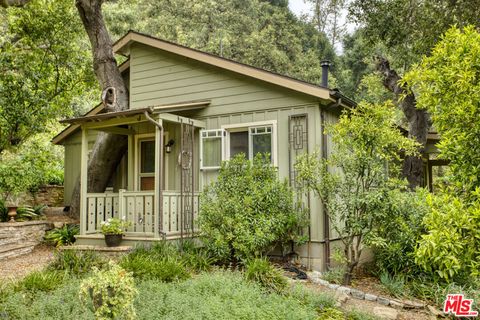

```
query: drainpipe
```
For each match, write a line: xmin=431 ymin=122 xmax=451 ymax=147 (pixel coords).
xmin=144 ymin=111 xmax=164 ymax=237
xmin=321 ymin=97 xmax=341 ymax=271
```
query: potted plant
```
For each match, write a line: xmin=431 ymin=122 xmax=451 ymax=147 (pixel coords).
xmin=100 ymin=217 xmax=131 ymax=247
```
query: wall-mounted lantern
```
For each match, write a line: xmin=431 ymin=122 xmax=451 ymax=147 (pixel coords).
xmin=165 ymin=139 xmax=175 ymax=153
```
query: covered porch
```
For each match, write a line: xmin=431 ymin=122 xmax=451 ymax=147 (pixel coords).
xmin=61 ymin=102 xmax=207 ymax=242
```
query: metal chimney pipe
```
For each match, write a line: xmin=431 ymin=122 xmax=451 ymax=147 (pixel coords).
xmin=321 ymin=60 xmax=330 ymax=87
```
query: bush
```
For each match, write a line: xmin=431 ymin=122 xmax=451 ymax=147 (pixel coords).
xmin=199 ymin=153 xmax=307 ymax=263
xmin=79 ymin=262 xmax=137 ymax=320
xmin=321 ymin=267 xmax=345 ymax=284
xmin=16 ymin=270 xmax=66 ymax=292
xmin=379 ymin=272 xmax=407 ymax=298
xmin=415 ymin=190 xmax=480 ymax=282
xmin=120 ymin=249 xmax=189 ymax=282
xmin=243 ymin=257 xmax=287 ymax=294
xmin=48 ymin=250 xmax=107 ymax=274
xmin=289 ymin=284 xmax=336 ymax=312
xmin=368 ymin=189 xmax=429 ymax=276
xmin=318 ymin=308 xmax=344 ymax=320
xmin=45 ymin=224 xmax=79 ymax=247
xmin=134 ymin=271 xmax=319 ymax=320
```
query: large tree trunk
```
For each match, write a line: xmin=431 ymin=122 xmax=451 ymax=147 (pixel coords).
xmin=375 ymin=57 xmax=430 ymax=189
xmin=69 ymin=0 xmax=129 ymax=218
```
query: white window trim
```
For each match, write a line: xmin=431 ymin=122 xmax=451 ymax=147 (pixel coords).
xmin=222 ymin=120 xmax=278 ymax=166
xmin=200 ymin=129 xmax=226 ymax=170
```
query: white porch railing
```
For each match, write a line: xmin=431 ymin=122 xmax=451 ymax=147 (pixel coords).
xmin=84 ymin=190 xmax=200 ymax=237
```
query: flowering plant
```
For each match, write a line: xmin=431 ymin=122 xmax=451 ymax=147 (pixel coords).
xmin=100 ymin=217 xmax=131 ymax=235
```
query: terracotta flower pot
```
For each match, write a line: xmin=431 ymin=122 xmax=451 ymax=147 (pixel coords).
xmin=104 ymin=234 xmax=123 ymax=247
xmin=7 ymin=206 xmax=17 ymax=222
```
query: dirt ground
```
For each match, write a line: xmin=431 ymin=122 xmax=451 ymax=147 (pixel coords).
xmin=303 ymin=282 xmax=436 ymax=320
xmin=0 ymin=245 xmax=55 ymax=283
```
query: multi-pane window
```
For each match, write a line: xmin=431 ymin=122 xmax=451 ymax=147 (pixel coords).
xmin=139 ymin=139 xmax=155 ymax=190
xmin=200 ymin=122 xmax=276 ymax=170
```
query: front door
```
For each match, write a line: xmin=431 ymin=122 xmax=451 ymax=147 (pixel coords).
xmin=137 ymin=133 xmax=168 ymax=191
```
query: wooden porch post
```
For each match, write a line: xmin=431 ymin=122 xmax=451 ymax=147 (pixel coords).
xmin=154 ymin=116 xmax=164 ymax=238
xmin=127 ymin=134 xmax=134 ymax=191
xmin=80 ymin=126 xmax=88 ymax=235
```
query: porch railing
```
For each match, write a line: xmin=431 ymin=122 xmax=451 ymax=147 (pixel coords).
xmin=84 ymin=190 xmax=200 ymax=236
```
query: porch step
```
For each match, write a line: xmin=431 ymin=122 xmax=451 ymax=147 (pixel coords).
xmin=0 ymin=242 xmax=36 ymax=261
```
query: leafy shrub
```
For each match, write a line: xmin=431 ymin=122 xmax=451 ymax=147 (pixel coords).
xmin=45 ymin=224 xmax=79 ymax=247
xmin=0 ymin=198 xmax=7 ymax=222
xmin=16 ymin=206 xmax=45 ymax=221
xmin=49 ymin=249 xmax=107 ymax=274
xmin=321 ymin=266 xmax=345 ymax=284
xmin=244 ymin=257 xmax=287 ymax=294
xmin=347 ymin=309 xmax=380 ymax=320
xmin=79 ymin=262 xmax=137 ymax=320
xmin=134 ymin=271 xmax=319 ymax=320
xmin=379 ymin=272 xmax=407 ymax=298
xmin=182 ymin=250 xmax=216 ymax=272
xmin=368 ymin=189 xmax=428 ymax=276
xmin=289 ymin=284 xmax=336 ymax=312
xmin=16 ymin=270 xmax=66 ymax=292
xmin=120 ymin=250 xmax=189 ymax=282
xmin=318 ymin=307 xmax=344 ymax=320
xmin=415 ymin=190 xmax=480 ymax=281
xmin=199 ymin=153 xmax=307 ymax=263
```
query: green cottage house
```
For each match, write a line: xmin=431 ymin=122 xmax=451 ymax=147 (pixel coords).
xmin=53 ymin=31 xmax=438 ymax=271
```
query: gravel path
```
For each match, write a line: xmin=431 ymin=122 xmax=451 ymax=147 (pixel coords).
xmin=0 ymin=245 xmax=55 ymax=283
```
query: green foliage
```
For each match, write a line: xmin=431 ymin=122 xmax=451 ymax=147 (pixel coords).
xmin=16 ymin=270 xmax=66 ymax=293
xmin=289 ymin=284 xmax=336 ymax=312
xmin=379 ymin=272 xmax=406 ymax=298
xmin=104 ymin=0 xmax=337 ymax=86
xmin=415 ymin=190 xmax=480 ymax=282
xmin=347 ymin=310 xmax=380 ymax=320
xmin=134 ymin=271 xmax=319 ymax=320
xmin=199 ymin=153 xmax=307 ymax=263
xmin=45 ymin=224 xmax=79 ymax=247
xmin=296 ymin=101 xmax=419 ymax=283
xmin=100 ymin=217 xmax=131 ymax=235
xmin=368 ymin=189 xmax=428 ymax=276
xmin=79 ymin=262 xmax=137 ymax=320
xmin=48 ymin=250 xmax=107 ymax=275
xmin=0 ymin=132 xmax=64 ymax=198
xmin=243 ymin=257 xmax=287 ymax=294
xmin=15 ymin=205 xmax=44 ymax=221
xmin=120 ymin=246 xmax=190 ymax=282
xmin=318 ymin=307 xmax=344 ymax=320
xmin=321 ymin=266 xmax=345 ymax=284
xmin=0 ymin=198 xmax=6 ymax=222
xmin=404 ymin=26 xmax=480 ymax=193
xmin=0 ymin=0 xmax=97 ymax=153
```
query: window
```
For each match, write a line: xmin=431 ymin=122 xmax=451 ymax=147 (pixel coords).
xmin=200 ymin=121 xmax=277 ymax=170
xmin=200 ymin=129 xmax=226 ymax=170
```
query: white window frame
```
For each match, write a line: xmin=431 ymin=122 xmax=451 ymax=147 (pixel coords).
xmin=199 ymin=129 xmax=226 ymax=170
xmin=222 ymin=120 xmax=278 ymax=166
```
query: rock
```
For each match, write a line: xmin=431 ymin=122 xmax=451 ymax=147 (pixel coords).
xmin=427 ymin=305 xmax=445 ymax=317
xmin=402 ymin=299 xmax=426 ymax=309
xmin=308 ymin=271 xmax=322 ymax=279
xmin=377 ymin=297 xmax=390 ymax=306
xmin=317 ymin=279 xmax=329 ymax=286
xmin=373 ymin=306 xmax=399 ymax=320
xmin=53 ymin=222 xmax=64 ymax=229
xmin=389 ymin=299 xmax=405 ymax=309
xmin=365 ymin=293 xmax=378 ymax=301
xmin=337 ymin=286 xmax=351 ymax=295
xmin=334 ymin=291 xmax=350 ymax=304
xmin=327 ymin=283 xmax=340 ymax=290
xmin=350 ymin=288 xmax=365 ymax=300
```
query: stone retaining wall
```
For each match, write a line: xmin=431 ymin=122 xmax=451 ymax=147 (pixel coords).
xmin=18 ymin=186 xmax=64 ymax=207
xmin=0 ymin=221 xmax=53 ymax=244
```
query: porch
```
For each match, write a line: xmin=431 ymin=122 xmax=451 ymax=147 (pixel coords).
xmin=61 ymin=101 xmax=209 ymax=243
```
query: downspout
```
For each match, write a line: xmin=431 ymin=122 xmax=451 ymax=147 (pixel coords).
xmin=322 ymin=97 xmax=341 ymax=271
xmin=144 ymin=111 xmax=166 ymax=239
